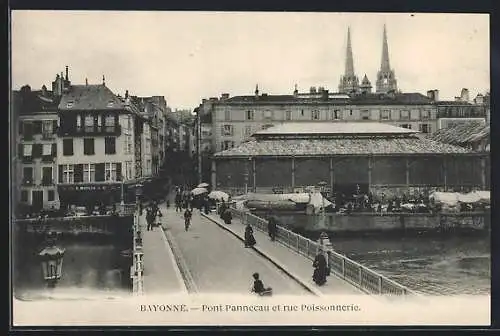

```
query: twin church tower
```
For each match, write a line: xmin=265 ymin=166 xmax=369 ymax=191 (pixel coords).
xmin=338 ymin=24 xmax=398 ymax=95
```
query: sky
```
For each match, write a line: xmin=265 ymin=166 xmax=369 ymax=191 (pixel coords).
xmin=11 ymin=11 xmax=489 ymax=110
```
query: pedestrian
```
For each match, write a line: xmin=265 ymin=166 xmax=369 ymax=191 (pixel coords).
xmin=222 ymin=208 xmax=232 ymax=224
xmin=155 ymin=207 xmax=163 ymax=229
xmin=146 ymin=208 xmax=154 ymax=231
xmin=250 ymin=272 xmax=272 ymax=296
xmin=184 ymin=208 xmax=192 ymax=231
xmin=175 ymin=193 xmax=182 ymax=212
xmin=267 ymin=212 xmax=277 ymax=241
xmin=312 ymin=249 xmax=328 ymax=286
xmin=244 ymin=224 xmax=256 ymax=248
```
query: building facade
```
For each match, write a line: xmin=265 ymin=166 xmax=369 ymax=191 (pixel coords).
xmin=13 ymin=84 xmax=61 ymax=212
xmin=56 ymin=77 xmax=153 ymax=209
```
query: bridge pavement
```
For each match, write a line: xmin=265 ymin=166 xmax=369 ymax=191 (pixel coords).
xmin=201 ymin=212 xmax=361 ymax=296
xmin=157 ymin=204 xmax=311 ymax=295
xmin=139 ymin=212 xmax=186 ymax=294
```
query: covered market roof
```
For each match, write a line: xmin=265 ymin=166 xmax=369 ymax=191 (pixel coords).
xmin=214 ymin=137 xmax=474 ymax=158
xmin=253 ymin=122 xmax=417 ymax=138
xmin=427 ymin=122 xmax=490 ymax=146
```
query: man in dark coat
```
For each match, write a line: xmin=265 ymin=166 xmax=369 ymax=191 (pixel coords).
xmin=267 ymin=214 xmax=278 ymax=241
xmin=222 ymin=209 xmax=232 ymax=224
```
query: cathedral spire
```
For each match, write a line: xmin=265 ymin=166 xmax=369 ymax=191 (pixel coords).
xmin=338 ymin=27 xmax=360 ymax=95
xmin=376 ymin=24 xmax=398 ymax=94
xmin=345 ymin=26 xmax=355 ymax=76
xmin=381 ymin=24 xmax=391 ymax=72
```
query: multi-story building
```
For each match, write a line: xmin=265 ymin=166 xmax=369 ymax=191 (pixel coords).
xmin=427 ymin=88 xmax=489 ymax=129
xmin=196 ymin=25 xmax=442 ymax=154
xmin=13 ymin=83 xmax=61 ymax=213
xmin=56 ymin=75 xmax=153 ymax=209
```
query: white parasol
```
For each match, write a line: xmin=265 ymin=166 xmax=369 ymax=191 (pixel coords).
xmin=208 ymin=190 xmax=230 ymax=202
xmin=191 ymin=187 xmax=208 ymax=196
xmin=197 ymin=183 xmax=210 ymax=188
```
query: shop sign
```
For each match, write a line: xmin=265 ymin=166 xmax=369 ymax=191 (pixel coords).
xmin=58 ymin=184 xmax=120 ymax=192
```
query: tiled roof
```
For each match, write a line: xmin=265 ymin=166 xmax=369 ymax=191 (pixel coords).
xmin=214 ymin=137 xmax=472 ymax=158
xmin=428 ymin=122 xmax=490 ymax=145
xmin=13 ymin=88 xmax=59 ymax=115
xmin=59 ymin=84 xmax=125 ymax=110
xmin=436 ymin=100 xmax=473 ymax=106
xmin=253 ymin=122 xmax=417 ymax=137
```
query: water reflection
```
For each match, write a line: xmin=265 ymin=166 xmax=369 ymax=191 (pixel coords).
xmin=15 ymin=241 xmax=131 ymax=300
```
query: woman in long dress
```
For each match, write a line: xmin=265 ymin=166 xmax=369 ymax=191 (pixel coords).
xmin=312 ymin=251 xmax=327 ymax=286
xmin=244 ymin=224 xmax=256 ymax=248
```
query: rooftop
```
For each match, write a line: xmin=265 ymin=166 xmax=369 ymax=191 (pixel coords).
xmin=428 ymin=122 xmax=490 ymax=146
xmin=253 ymin=122 xmax=418 ymax=138
xmin=59 ymin=84 xmax=126 ymax=111
xmin=214 ymin=137 xmax=473 ymax=158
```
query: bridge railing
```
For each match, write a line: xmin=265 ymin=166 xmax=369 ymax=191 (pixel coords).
xmin=230 ymin=208 xmax=416 ymax=296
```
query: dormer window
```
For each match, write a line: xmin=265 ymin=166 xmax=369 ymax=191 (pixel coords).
xmin=66 ymin=101 xmax=74 ymax=108
xmin=107 ymin=101 xmax=114 ymax=107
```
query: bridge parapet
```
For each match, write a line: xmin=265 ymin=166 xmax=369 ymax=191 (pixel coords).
xmin=230 ymin=208 xmax=416 ymax=296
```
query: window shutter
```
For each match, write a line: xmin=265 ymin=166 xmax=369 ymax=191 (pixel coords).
xmin=52 ymin=120 xmax=58 ymax=133
xmin=95 ymin=163 xmax=105 ymax=182
xmin=33 ymin=121 xmax=42 ymax=134
xmin=51 ymin=143 xmax=57 ymax=156
xmin=33 ymin=144 xmax=43 ymax=158
xmin=74 ymin=164 xmax=83 ymax=183
xmin=58 ymin=165 xmax=63 ymax=183
xmin=116 ymin=163 xmax=122 ymax=181
xmin=18 ymin=144 xmax=23 ymax=158
xmin=18 ymin=121 xmax=23 ymax=135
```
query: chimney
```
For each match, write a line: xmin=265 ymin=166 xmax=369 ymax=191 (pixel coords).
xmin=293 ymin=84 xmax=298 ymax=97
xmin=65 ymin=66 xmax=69 ymax=81
xmin=85 ymin=78 xmax=88 ymax=86
xmin=221 ymin=93 xmax=229 ymax=100
xmin=475 ymin=94 xmax=484 ymax=105
xmin=102 ymin=75 xmax=106 ymax=86
xmin=461 ymin=88 xmax=469 ymax=102
xmin=321 ymin=89 xmax=329 ymax=100
xmin=433 ymin=89 xmax=439 ymax=101
xmin=255 ymin=84 xmax=259 ymax=98
xmin=125 ymin=90 xmax=129 ymax=99
xmin=41 ymin=85 xmax=47 ymax=96
xmin=426 ymin=90 xmax=434 ymax=100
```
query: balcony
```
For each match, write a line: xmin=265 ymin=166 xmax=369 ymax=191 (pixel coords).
xmin=41 ymin=179 xmax=54 ymax=186
xmin=57 ymin=125 xmax=122 ymax=137
xmin=22 ymin=179 xmax=33 ymax=186
xmin=41 ymin=155 xmax=56 ymax=163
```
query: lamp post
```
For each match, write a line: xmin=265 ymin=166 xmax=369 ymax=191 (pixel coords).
xmin=38 ymin=233 xmax=65 ymax=289
xmin=317 ymin=181 xmax=328 ymax=228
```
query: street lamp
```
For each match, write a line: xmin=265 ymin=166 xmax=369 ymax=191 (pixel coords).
xmin=317 ymin=181 xmax=328 ymax=228
xmin=38 ymin=234 xmax=65 ymax=288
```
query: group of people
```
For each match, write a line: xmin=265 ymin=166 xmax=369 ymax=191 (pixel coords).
xmin=142 ymin=201 xmax=163 ymax=231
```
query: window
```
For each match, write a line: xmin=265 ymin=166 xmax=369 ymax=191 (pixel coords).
xmin=33 ymin=121 xmax=42 ymax=134
xmin=400 ymin=124 xmax=412 ymax=129
xmin=83 ymin=163 xmax=96 ymax=182
xmin=400 ymin=110 xmax=409 ymax=120
xmin=334 ymin=110 xmax=340 ymax=120
xmin=124 ymin=135 xmax=132 ymax=154
xmin=419 ymin=124 xmax=430 ymax=134
xmin=381 ymin=110 xmax=390 ymax=120
xmin=84 ymin=115 xmax=94 ymax=132
xmin=246 ymin=110 xmax=254 ymax=120
xmin=21 ymin=190 xmax=28 ymax=202
xmin=62 ymin=164 xmax=74 ymax=183
xmin=105 ymin=115 xmax=115 ymax=132
xmin=222 ymin=141 xmax=234 ymax=150
xmin=361 ymin=110 xmax=370 ymax=120
xmin=66 ymin=101 xmax=74 ymax=108
xmin=23 ymin=144 xmax=32 ymax=157
xmin=105 ymin=163 xmax=117 ymax=181
xmin=222 ymin=125 xmax=233 ymax=136
xmin=42 ymin=144 xmax=52 ymax=156
xmin=63 ymin=139 xmax=73 ymax=156
xmin=245 ymin=126 xmax=252 ymax=136
xmin=107 ymin=100 xmax=114 ymax=108
xmin=42 ymin=167 xmax=53 ymax=185
xmin=264 ymin=110 xmax=273 ymax=120
xmin=421 ymin=110 xmax=430 ymax=119
xmin=23 ymin=167 xmax=33 ymax=185
xmin=311 ymin=110 xmax=320 ymax=120
xmin=32 ymin=144 xmax=42 ymax=158
xmin=83 ymin=138 xmax=95 ymax=155
xmin=125 ymin=161 xmax=133 ymax=180
xmin=105 ymin=137 xmax=116 ymax=154
xmin=48 ymin=190 xmax=55 ymax=201
xmin=127 ymin=115 xmax=132 ymax=131
xmin=76 ymin=115 xmax=82 ymax=128
xmin=301 ymin=110 xmax=304 ymax=116
xmin=224 ymin=110 xmax=231 ymax=121
xmin=42 ymin=120 xmax=53 ymax=137
xmin=285 ymin=111 xmax=292 ymax=120
xmin=410 ymin=109 xmax=420 ymax=120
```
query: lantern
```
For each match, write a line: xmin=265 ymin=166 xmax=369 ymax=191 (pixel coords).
xmin=38 ymin=243 xmax=65 ymax=288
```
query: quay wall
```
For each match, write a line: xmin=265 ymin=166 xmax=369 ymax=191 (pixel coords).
xmin=252 ymin=211 xmax=490 ymax=233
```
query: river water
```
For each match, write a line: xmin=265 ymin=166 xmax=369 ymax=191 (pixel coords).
xmin=14 ymin=238 xmax=131 ymax=300
xmin=294 ymin=228 xmax=490 ymax=295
